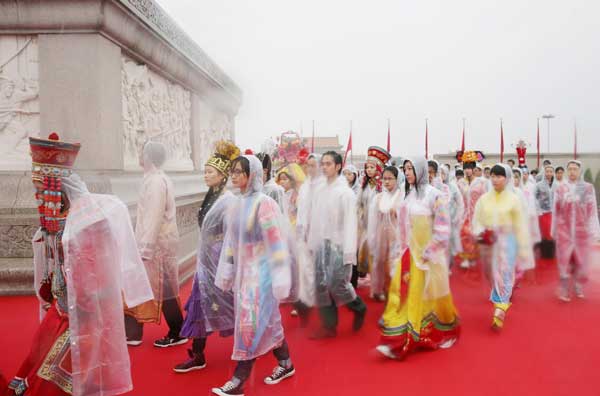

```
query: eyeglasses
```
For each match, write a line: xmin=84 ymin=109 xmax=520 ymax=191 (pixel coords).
xmin=231 ymin=169 xmax=245 ymax=176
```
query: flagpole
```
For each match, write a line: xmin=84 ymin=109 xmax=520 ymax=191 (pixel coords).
xmin=387 ymin=118 xmax=391 ymax=153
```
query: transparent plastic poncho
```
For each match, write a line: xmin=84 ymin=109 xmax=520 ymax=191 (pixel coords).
xmin=472 ymin=164 xmax=532 ymax=303
xmin=215 ymin=155 xmax=293 ymax=360
xmin=397 ymin=158 xmax=451 ymax=300
xmin=551 ymin=161 xmax=600 ymax=280
xmin=61 ymin=174 xmax=153 ymax=396
xmin=367 ymin=184 xmax=404 ymax=297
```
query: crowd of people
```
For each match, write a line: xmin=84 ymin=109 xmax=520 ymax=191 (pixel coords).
xmin=5 ymin=133 xmax=600 ymax=396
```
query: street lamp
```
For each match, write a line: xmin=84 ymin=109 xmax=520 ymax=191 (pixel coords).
xmin=541 ymin=114 xmax=555 ymax=153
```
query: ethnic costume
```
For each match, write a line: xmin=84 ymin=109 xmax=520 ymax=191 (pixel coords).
xmin=552 ymin=161 xmax=600 ymax=301
xmin=456 ymin=151 xmax=489 ymax=268
xmin=535 ymin=165 xmax=556 ymax=256
xmin=213 ymin=155 xmax=295 ymax=395
xmin=175 ymin=141 xmax=239 ymax=373
xmin=357 ymin=146 xmax=391 ymax=299
xmin=367 ymin=182 xmax=404 ymax=302
xmin=472 ymin=164 xmax=532 ymax=330
xmin=9 ymin=134 xmax=152 ymax=396
xmin=440 ymin=164 xmax=465 ymax=264
xmin=377 ymin=158 xmax=459 ymax=361
xmin=125 ymin=141 xmax=184 ymax=347
xmin=307 ymin=171 xmax=367 ymax=338
xmin=512 ymin=167 xmax=540 ymax=274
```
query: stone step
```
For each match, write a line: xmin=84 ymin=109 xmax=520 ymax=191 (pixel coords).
xmin=0 ymin=258 xmax=34 ymax=295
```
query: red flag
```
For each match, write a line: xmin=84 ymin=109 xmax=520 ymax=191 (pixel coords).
xmin=574 ymin=121 xmax=577 ymax=160
xmin=425 ymin=119 xmax=429 ymax=159
xmin=387 ymin=119 xmax=391 ymax=153
xmin=311 ymin=120 xmax=315 ymax=153
xmin=460 ymin=120 xmax=465 ymax=152
xmin=500 ymin=119 xmax=504 ymax=163
xmin=343 ymin=131 xmax=353 ymax=166
xmin=536 ymin=118 xmax=540 ymax=169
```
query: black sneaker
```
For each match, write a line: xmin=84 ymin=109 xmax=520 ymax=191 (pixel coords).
xmin=211 ymin=380 xmax=244 ymax=396
xmin=173 ymin=349 xmax=206 ymax=373
xmin=264 ymin=364 xmax=295 ymax=385
xmin=353 ymin=308 xmax=366 ymax=331
xmin=153 ymin=335 xmax=188 ymax=348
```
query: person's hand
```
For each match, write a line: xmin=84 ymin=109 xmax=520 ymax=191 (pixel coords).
xmin=478 ymin=229 xmax=497 ymax=245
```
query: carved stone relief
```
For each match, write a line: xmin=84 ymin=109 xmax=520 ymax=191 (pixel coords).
xmin=122 ymin=56 xmax=193 ymax=170
xmin=0 ymin=225 xmax=38 ymax=258
xmin=197 ymin=110 xmax=234 ymax=170
xmin=0 ymin=35 xmax=39 ymax=170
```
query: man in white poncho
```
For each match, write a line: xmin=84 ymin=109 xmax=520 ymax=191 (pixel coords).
xmin=124 ymin=141 xmax=186 ymax=348
xmin=308 ymin=151 xmax=367 ymax=339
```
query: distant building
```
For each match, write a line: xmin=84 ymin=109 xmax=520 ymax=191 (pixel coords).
xmin=303 ymin=136 xmax=343 ymax=154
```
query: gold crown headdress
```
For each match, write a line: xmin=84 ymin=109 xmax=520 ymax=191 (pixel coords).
xmin=206 ymin=140 xmax=240 ymax=176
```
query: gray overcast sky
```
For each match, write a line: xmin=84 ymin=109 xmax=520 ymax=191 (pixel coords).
xmin=156 ymin=0 xmax=599 ymax=158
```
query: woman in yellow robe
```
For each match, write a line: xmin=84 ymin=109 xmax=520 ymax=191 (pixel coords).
xmin=376 ymin=158 xmax=460 ymax=361
xmin=472 ymin=164 xmax=531 ymax=330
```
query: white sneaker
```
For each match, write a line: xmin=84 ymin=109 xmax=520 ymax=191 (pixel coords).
xmin=376 ymin=344 xmax=397 ymax=359
xmin=126 ymin=339 xmax=143 ymax=347
xmin=459 ymin=260 xmax=471 ymax=269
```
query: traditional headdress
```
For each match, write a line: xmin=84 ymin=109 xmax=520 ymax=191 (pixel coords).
xmin=30 ymin=132 xmax=81 ymax=233
xmin=272 ymin=131 xmax=307 ymax=169
xmin=366 ymin=146 xmax=391 ymax=173
xmin=456 ymin=150 xmax=485 ymax=168
xmin=206 ymin=140 xmax=240 ymax=177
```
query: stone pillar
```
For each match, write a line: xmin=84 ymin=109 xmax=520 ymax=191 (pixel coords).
xmin=38 ymin=33 xmax=124 ymax=170
xmin=0 ymin=0 xmax=242 ymax=295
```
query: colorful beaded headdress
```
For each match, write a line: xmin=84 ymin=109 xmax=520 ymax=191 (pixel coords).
xmin=206 ymin=140 xmax=240 ymax=176
xmin=456 ymin=150 xmax=485 ymax=165
xmin=366 ymin=146 xmax=392 ymax=173
xmin=30 ymin=132 xmax=81 ymax=234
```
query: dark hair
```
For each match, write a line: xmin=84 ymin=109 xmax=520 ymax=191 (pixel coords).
xmin=256 ymin=153 xmax=272 ymax=181
xmin=531 ymin=169 xmax=539 ymax=175
xmin=513 ymin=168 xmax=522 ymax=176
xmin=463 ymin=162 xmax=476 ymax=170
xmin=490 ymin=164 xmax=506 ymax=177
xmin=322 ymin=150 xmax=343 ymax=175
xmin=543 ymin=159 xmax=552 ymax=166
xmin=427 ymin=160 xmax=438 ymax=174
xmin=383 ymin=165 xmax=399 ymax=179
xmin=231 ymin=156 xmax=250 ymax=177
xmin=403 ymin=160 xmax=418 ymax=197
xmin=555 ymin=166 xmax=564 ymax=172
xmin=455 ymin=169 xmax=464 ymax=177
xmin=507 ymin=159 xmax=515 ymax=165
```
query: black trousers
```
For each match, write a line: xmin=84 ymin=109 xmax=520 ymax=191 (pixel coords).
xmin=318 ymin=296 xmax=366 ymax=330
xmin=233 ymin=340 xmax=290 ymax=383
xmin=125 ymin=297 xmax=184 ymax=340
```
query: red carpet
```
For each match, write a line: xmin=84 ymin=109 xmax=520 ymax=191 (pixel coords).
xmin=2 ymin=257 xmax=599 ymax=396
